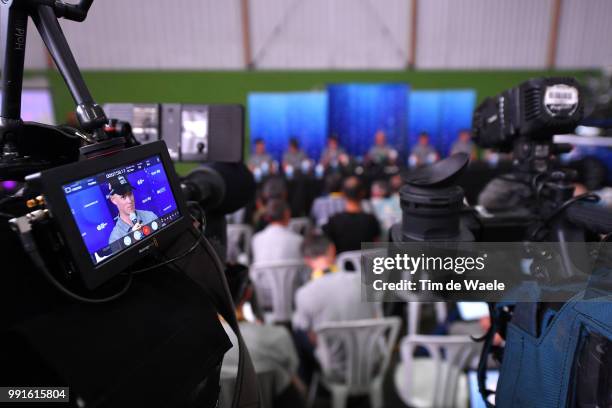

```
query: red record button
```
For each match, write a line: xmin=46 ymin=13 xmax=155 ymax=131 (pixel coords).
xmin=142 ymin=225 xmax=152 ymax=236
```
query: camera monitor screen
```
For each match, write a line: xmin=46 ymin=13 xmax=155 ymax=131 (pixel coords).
xmin=62 ymin=155 xmax=180 ymax=266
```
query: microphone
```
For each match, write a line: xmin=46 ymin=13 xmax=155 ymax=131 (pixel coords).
xmin=129 ymin=212 xmax=140 ymax=225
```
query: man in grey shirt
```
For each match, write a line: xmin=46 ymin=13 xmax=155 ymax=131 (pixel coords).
xmin=293 ymin=235 xmax=379 ymax=381
xmin=248 ymin=138 xmax=275 ymax=173
xmin=320 ymin=135 xmax=349 ymax=169
xmin=450 ymin=129 xmax=476 ymax=160
xmin=409 ymin=132 xmax=439 ymax=168
xmin=367 ymin=130 xmax=398 ymax=165
xmin=282 ymin=138 xmax=309 ymax=173
xmin=107 ymin=175 xmax=157 ymax=244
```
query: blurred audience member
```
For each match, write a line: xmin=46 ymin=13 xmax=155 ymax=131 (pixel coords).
xmin=450 ymin=129 xmax=477 ymax=160
xmin=310 ymin=173 xmax=346 ymax=228
xmin=367 ymin=130 xmax=398 ymax=165
xmin=221 ymin=265 xmax=305 ymax=407
xmin=323 ymin=176 xmax=380 ymax=254
xmin=252 ymin=199 xmax=303 ymax=263
xmin=370 ymin=180 xmax=402 ymax=239
xmin=248 ymin=138 xmax=276 ymax=179
xmin=292 ymin=234 xmax=379 ymax=382
xmin=253 ymin=176 xmax=288 ymax=231
xmin=303 ymin=233 xmax=338 ymax=280
xmin=283 ymin=138 xmax=309 ymax=176
xmin=409 ymin=132 xmax=439 ymax=168
xmin=320 ymin=135 xmax=349 ymax=169
xmin=389 ymin=173 xmax=403 ymax=195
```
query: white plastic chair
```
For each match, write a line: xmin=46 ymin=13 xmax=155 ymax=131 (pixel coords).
xmin=312 ymin=317 xmax=401 ymax=408
xmin=336 ymin=248 xmax=386 ymax=273
xmin=249 ymin=260 xmax=307 ymax=323
xmin=394 ymin=335 xmax=481 ymax=408
xmin=226 ymin=224 xmax=253 ymax=264
xmin=287 ymin=217 xmax=311 ymax=236
xmin=406 ymin=301 xmax=448 ymax=335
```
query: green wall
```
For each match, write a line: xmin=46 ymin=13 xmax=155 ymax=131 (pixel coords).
xmin=46 ymin=69 xmax=594 ymax=175
xmin=48 ymin=69 xmax=594 ymax=124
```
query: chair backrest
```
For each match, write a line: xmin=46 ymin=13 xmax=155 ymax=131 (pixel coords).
xmin=336 ymin=248 xmax=386 ymax=273
xmin=399 ymin=335 xmax=481 ymax=407
xmin=315 ymin=317 xmax=401 ymax=392
xmin=405 ymin=301 xmax=448 ymax=335
xmin=227 ymin=224 xmax=253 ymax=263
xmin=287 ymin=217 xmax=311 ymax=236
xmin=249 ymin=260 xmax=307 ymax=323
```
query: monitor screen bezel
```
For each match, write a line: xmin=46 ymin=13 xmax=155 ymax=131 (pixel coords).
xmin=37 ymin=141 xmax=190 ymax=290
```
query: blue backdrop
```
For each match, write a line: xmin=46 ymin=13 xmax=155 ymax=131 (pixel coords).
xmin=248 ymin=86 xmax=476 ymax=164
xmin=248 ymin=92 xmax=328 ymax=162
xmin=408 ymin=90 xmax=477 ymax=157
xmin=327 ymin=83 xmax=409 ymax=160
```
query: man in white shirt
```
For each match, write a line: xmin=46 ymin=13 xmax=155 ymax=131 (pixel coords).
xmin=252 ymin=199 xmax=303 ymax=263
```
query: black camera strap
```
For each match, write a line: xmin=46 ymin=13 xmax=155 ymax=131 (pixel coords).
xmin=169 ymin=227 xmax=260 ymax=408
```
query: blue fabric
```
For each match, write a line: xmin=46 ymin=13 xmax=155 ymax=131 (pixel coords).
xmin=248 ymin=92 xmax=328 ymax=163
xmin=496 ymin=289 xmax=612 ymax=408
xmin=327 ymin=83 xmax=409 ymax=160
xmin=408 ymin=90 xmax=476 ymax=158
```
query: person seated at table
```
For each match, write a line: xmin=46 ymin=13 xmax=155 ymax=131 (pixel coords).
xmin=282 ymin=138 xmax=310 ymax=176
xmin=323 ymin=176 xmax=380 ymax=254
xmin=292 ymin=234 xmax=379 ymax=382
xmin=221 ymin=264 xmax=306 ymax=407
xmin=248 ymin=138 xmax=276 ymax=178
xmin=450 ymin=129 xmax=477 ymax=160
xmin=310 ymin=173 xmax=346 ymax=228
xmin=409 ymin=132 xmax=439 ymax=168
xmin=252 ymin=199 xmax=303 ymax=263
xmin=366 ymin=130 xmax=398 ymax=165
xmin=319 ymin=135 xmax=350 ymax=169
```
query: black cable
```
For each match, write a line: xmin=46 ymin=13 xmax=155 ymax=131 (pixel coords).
xmin=529 ymin=193 xmax=600 ymax=240
xmin=20 ymin=230 xmax=133 ymax=304
xmin=130 ymin=226 xmax=205 ymax=275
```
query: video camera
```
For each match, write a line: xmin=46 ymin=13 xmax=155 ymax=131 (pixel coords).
xmin=0 ymin=1 xmax=258 ymax=407
xmin=388 ymin=77 xmax=612 ymax=407
xmin=473 ymin=77 xmax=582 ymax=174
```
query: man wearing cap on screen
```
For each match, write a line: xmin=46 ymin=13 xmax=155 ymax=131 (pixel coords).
xmin=107 ymin=175 xmax=157 ymax=244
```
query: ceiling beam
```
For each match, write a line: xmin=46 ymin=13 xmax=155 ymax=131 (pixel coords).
xmin=408 ymin=0 xmax=418 ymax=69
xmin=240 ymin=0 xmax=253 ymax=69
xmin=546 ymin=0 xmax=563 ymax=69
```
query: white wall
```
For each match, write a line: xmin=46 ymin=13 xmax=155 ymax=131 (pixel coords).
xmin=417 ymin=0 xmax=553 ymax=69
xmin=556 ymin=0 xmax=612 ymax=69
xmin=2 ymin=0 xmax=610 ymax=71
xmin=58 ymin=0 xmax=244 ymax=69
xmin=250 ymin=0 xmax=409 ymax=69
